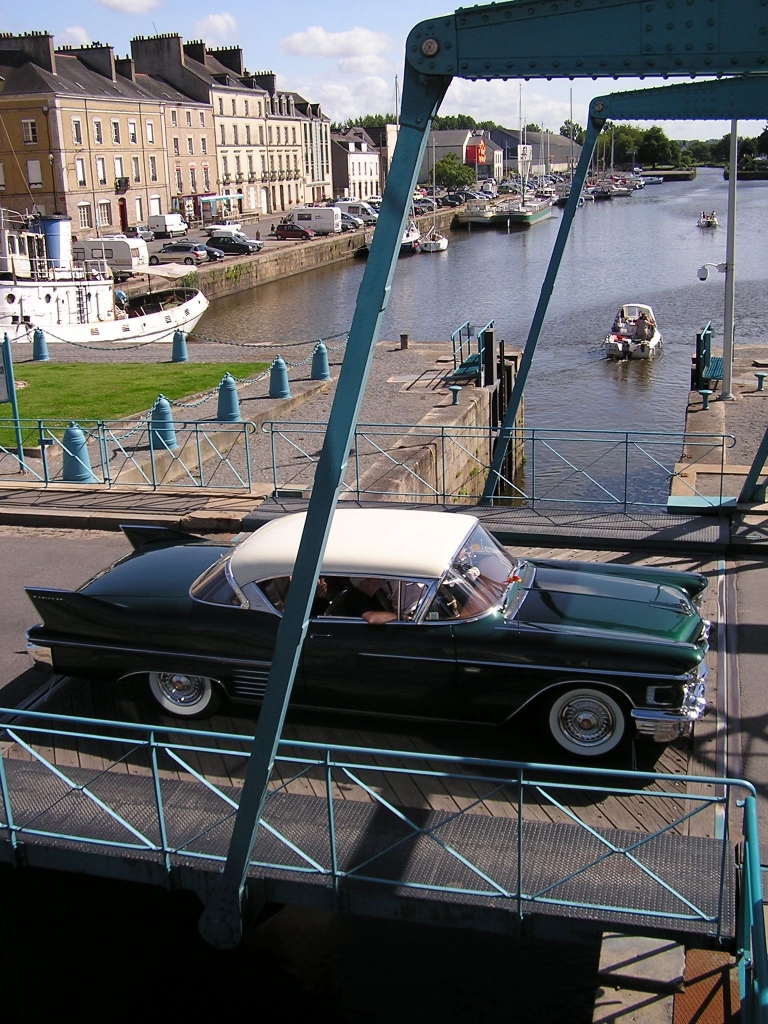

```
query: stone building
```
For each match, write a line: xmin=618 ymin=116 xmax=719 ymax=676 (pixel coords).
xmin=330 ymin=128 xmax=381 ymax=200
xmin=0 ymin=33 xmax=175 ymax=234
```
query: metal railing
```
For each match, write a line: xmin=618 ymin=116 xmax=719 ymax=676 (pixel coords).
xmin=262 ymin=421 xmax=736 ymax=511
xmin=450 ymin=319 xmax=495 ymax=372
xmin=0 ymin=418 xmax=257 ymax=491
xmin=0 ymin=706 xmax=764 ymax=1020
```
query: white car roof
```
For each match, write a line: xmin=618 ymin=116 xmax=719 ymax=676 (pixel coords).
xmin=229 ymin=509 xmax=477 ymax=585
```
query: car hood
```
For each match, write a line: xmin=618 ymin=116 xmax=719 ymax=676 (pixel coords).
xmin=516 ymin=566 xmax=702 ymax=643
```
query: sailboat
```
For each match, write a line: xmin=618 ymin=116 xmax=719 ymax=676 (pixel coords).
xmin=419 ymin=135 xmax=449 ymax=252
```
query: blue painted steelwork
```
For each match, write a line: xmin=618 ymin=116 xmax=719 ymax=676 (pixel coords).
xmin=1 ymin=334 xmax=25 ymax=472
xmin=739 ymin=426 xmax=768 ymax=506
xmin=187 ymin=0 xmax=768 ymax=953
xmin=261 ymin=420 xmax=734 ymax=510
xmin=0 ymin=707 xmax=758 ymax=939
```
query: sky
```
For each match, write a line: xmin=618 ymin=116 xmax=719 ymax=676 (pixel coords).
xmin=13 ymin=0 xmax=764 ymax=142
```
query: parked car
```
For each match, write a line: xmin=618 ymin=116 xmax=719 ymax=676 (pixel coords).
xmin=203 ymin=245 xmax=225 ymax=261
xmin=340 ymin=212 xmax=364 ymax=232
xmin=274 ymin=223 xmax=315 ymax=241
xmin=125 ymin=224 xmax=155 ymax=242
xmin=205 ymin=219 xmax=242 ymax=236
xmin=25 ymin=509 xmax=709 ymax=757
xmin=149 ymin=242 xmax=210 ymax=266
xmin=442 ymin=194 xmax=466 ymax=206
xmin=207 ymin=235 xmax=262 ymax=255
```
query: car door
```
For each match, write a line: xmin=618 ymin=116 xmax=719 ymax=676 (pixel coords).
xmin=301 ymin=576 xmax=458 ymax=719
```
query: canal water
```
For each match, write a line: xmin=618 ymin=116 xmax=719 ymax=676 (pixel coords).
xmin=199 ymin=166 xmax=768 ymax=440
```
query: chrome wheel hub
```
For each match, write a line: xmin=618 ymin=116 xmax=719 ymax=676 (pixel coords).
xmin=559 ymin=696 xmax=614 ymax=747
xmin=155 ymin=672 xmax=206 ymax=707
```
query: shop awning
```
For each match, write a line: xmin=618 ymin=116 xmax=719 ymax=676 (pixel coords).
xmin=198 ymin=194 xmax=245 ymax=203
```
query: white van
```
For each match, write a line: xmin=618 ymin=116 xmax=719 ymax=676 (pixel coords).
xmin=71 ymin=236 xmax=149 ymax=280
xmin=147 ymin=213 xmax=188 ymax=238
xmin=286 ymin=207 xmax=342 ymax=235
xmin=204 ymin=219 xmax=242 ymax=237
xmin=332 ymin=201 xmax=378 ymax=225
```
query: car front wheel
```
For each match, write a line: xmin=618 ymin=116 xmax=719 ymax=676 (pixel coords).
xmin=149 ymin=255 xmax=159 ymax=265
xmin=148 ymin=671 xmax=221 ymax=719
xmin=547 ymin=687 xmax=626 ymax=757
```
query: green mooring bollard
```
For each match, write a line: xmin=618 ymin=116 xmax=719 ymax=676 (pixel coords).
xmin=269 ymin=356 xmax=291 ymax=399
xmin=32 ymin=328 xmax=50 ymax=362
xmin=216 ymin=373 xmax=242 ymax=422
xmin=150 ymin=395 xmax=178 ymax=450
xmin=62 ymin=422 xmax=97 ymax=483
xmin=311 ymin=342 xmax=330 ymax=381
xmin=171 ymin=330 xmax=189 ymax=363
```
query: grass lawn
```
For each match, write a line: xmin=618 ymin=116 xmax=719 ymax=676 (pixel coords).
xmin=6 ymin=362 xmax=269 ymax=424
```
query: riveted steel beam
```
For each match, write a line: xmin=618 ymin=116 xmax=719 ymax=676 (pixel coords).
xmin=407 ymin=0 xmax=768 ymax=82
xmin=590 ymin=72 xmax=768 ymax=121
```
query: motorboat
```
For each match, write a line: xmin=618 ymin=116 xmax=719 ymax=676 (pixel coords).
xmin=604 ymin=303 xmax=663 ymax=360
xmin=0 ymin=208 xmax=208 ymax=345
xmin=363 ymin=218 xmax=422 ymax=254
xmin=455 ymin=198 xmax=497 ymax=225
xmin=643 ymin=175 xmax=664 ymax=185
xmin=698 ymin=211 xmax=719 ymax=228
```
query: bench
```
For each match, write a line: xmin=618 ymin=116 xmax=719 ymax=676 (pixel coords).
xmin=443 ymin=352 xmax=482 ymax=385
xmin=691 ymin=324 xmax=723 ymax=391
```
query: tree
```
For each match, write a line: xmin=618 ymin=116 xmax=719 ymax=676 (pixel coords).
xmin=758 ymin=123 xmax=768 ymax=157
xmin=559 ymin=119 xmax=585 ymax=145
xmin=686 ymin=140 xmax=712 ymax=164
xmin=433 ymin=152 xmax=476 ymax=189
xmin=525 ymin=122 xmax=542 ymax=133
xmin=636 ymin=126 xmax=675 ymax=169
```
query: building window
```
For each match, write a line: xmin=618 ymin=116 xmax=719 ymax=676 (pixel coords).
xmin=175 ymin=167 xmax=183 ymax=193
xmin=111 ymin=120 xmax=121 ymax=144
xmin=187 ymin=137 xmax=194 ymax=155
xmin=75 ymin=157 xmax=87 ymax=186
xmin=218 ymin=97 xmax=224 ymax=115
xmin=247 ymin=154 xmax=253 ymax=174
xmin=246 ymin=125 xmax=251 ymax=145
xmin=146 ymin=120 xmax=155 ymax=144
xmin=21 ymin=119 xmax=38 ymax=143
xmin=78 ymin=203 xmax=92 ymax=229
xmin=172 ymin=136 xmax=180 ymax=156
xmin=231 ymin=98 xmax=236 ymax=116
xmin=235 ymin=155 xmax=241 ymax=176
xmin=128 ymin=120 xmax=137 ymax=144
xmin=93 ymin=119 xmax=103 ymax=144
xmin=114 ymin=156 xmax=124 ymax=178
xmin=185 ymin=110 xmax=192 ymax=127
xmin=203 ymin=165 xmax=211 ymax=191
xmin=171 ymin=110 xmax=178 ymax=126
xmin=97 ymin=200 xmax=112 ymax=227
xmin=0 ymin=162 xmax=5 ymax=190
xmin=292 ymin=127 xmax=296 ymax=145
xmin=72 ymin=119 xmax=83 ymax=145
xmin=199 ymin=111 xmax=206 ymax=127
xmin=149 ymin=194 xmax=161 ymax=216
xmin=149 ymin=155 xmax=157 ymax=182
xmin=135 ymin=196 xmax=143 ymax=222
xmin=259 ymin=125 xmax=264 ymax=145
xmin=220 ymin=124 xmax=226 ymax=145
xmin=200 ymin=137 xmax=207 ymax=155
xmin=222 ymin=156 xmax=229 ymax=176
xmin=190 ymin=166 xmax=197 ymax=192
xmin=257 ymin=102 xmax=262 ymax=117
xmin=268 ymin=127 xmax=273 ymax=145
xmin=96 ymin=157 xmax=107 ymax=185
xmin=131 ymin=156 xmax=141 ymax=182
xmin=244 ymin=99 xmax=249 ymax=117
xmin=233 ymin=125 xmax=239 ymax=146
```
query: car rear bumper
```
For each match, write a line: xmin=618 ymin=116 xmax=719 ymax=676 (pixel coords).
xmin=631 ymin=672 xmax=708 ymax=743
xmin=26 ymin=639 xmax=53 ymax=669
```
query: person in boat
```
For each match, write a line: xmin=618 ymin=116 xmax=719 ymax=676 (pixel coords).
xmin=635 ymin=312 xmax=653 ymax=342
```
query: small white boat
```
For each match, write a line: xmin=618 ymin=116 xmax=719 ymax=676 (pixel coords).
xmin=644 ymin=176 xmax=664 ymax=185
xmin=418 ymin=227 xmax=448 ymax=252
xmin=455 ymin=198 xmax=497 ymax=225
xmin=0 ymin=208 xmax=208 ymax=345
xmin=363 ymin=218 xmax=422 ymax=254
xmin=698 ymin=211 xmax=719 ymax=228
xmin=604 ymin=303 xmax=663 ymax=360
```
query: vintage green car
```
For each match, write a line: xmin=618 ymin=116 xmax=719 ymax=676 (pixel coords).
xmin=25 ymin=509 xmax=709 ymax=758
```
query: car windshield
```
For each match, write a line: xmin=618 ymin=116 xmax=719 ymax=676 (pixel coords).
xmin=426 ymin=524 xmax=524 ymax=620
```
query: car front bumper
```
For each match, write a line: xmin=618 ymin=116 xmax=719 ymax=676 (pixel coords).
xmin=631 ymin=672 xmax=708 ymax=743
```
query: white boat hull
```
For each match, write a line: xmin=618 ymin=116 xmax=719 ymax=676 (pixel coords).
xmin=604 ymin=329 xmax=663 ymax=360
xmin=419 ymin=235 xmax=448 ymax=252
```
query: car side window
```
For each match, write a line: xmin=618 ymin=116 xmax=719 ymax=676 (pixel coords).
xmin=260 ymin=576 xmax=292 ymax=613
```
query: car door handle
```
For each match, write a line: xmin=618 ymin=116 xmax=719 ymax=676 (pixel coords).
xmin=308 ymin=632 xmax=332 ymax=638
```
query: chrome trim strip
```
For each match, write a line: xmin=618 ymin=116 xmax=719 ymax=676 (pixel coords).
xmin=31 ymin=634 xmax=269 ymax=669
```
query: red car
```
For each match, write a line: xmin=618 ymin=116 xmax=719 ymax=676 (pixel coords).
xmin=274 ymin=223 xmax=315 ymax=241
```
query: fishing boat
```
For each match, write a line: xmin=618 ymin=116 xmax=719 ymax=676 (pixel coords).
xmin=604 ymin=303 xmax=663 ymax=360
xmin=455 ymin=198 xmax=497 ymax=225
xmin=0 ymin=209 xmax=208 ymax=345
xmin=504 ymin=196 xmax=554 ymax=226
xmin=698 ymin=211 xmax=719 ymax=228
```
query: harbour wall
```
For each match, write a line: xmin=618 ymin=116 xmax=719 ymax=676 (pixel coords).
xmin=124 ymin=208 xmax=458 ymax=303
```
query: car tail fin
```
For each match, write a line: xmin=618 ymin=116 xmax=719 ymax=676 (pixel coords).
xmin=120 ymin=523 xmax=206 ymax=550
xmin=25 ymin=587 xmax=114 ymax=633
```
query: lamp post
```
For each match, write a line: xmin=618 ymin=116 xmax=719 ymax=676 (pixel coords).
xmin=48 ymin=153 xmax=58 ymax=214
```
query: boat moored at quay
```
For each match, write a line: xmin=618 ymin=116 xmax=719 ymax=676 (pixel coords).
xmin=0 ymin=209 xmax=208 ymax=344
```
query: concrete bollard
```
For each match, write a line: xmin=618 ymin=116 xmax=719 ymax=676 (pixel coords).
xmin=448 ymin=385 xmax=462 ymax=406
xmin=755 ymin=372 xmax=767 ymax=392
xmin=400 ymin=332 xmax=409 ymax=350
xmin=61 ymin=422 xmax=97 ymax=483
xmin=311 ymin=342 xmax=330 ymax=381
xmin=698 ymin=388 xmax=714 ymax=411
xmin=171 ymin=329 xmax=189 ymax=363
xmin=269 ymin=356 xmax=291 ymax=399
xmin=150 ymin=395 xmax=178 ymax=450
xmin=32 ymin=328 xmax=50 ymax=362
xmin=216 ymin=373 xmax=242 ymax=421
